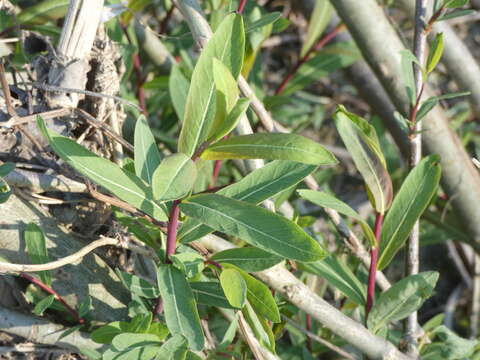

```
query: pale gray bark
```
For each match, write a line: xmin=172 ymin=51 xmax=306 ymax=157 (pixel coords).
xmin=331 ymin=0 xmax=480 ymax=245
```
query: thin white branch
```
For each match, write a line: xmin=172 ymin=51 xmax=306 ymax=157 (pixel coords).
xmin=0 ymin=236 xmax=158 ymax=274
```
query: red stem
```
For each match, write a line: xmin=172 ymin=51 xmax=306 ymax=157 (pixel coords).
xmin=210 ymin=160 xmax=223 ymax=189
xmin=20 ymin=273 xmax=84 ymax=324
xmin=165 ymin=200 xmax=181 ymax=262
xmin=275 ymin=23 xmax=345 ymax=95
xmin=159 ymin=4 xmax=175 ymax=34
xmin=237 ymin=0 xmax=248 ymax=14
xmin=306 ymin=314 xmax=313 ymax=352
xmin=365 ymin=212 xmax=384 ymax=321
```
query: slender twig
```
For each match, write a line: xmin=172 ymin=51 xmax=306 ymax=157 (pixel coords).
xmin=405 ymin=1 xmax=428 ymax=354
xmin=160 ymin=4 xmax=176 ymax=34
xmin=165 ymin=200 xmax=181 ymax=262
xmin=0 ymin=60 xmax=16 ymax=116
xmin=366 ymin=212 xmax=384 ymax=321
xmin=275 ymin=23 xmax=345 ymax=95
xmin=237 ymin=0 xmax=248 ymax=14
xmin=0 ymin=236 xmax=158 ymax=273
xmin=19 ymin=273 xmax=84 ymax=324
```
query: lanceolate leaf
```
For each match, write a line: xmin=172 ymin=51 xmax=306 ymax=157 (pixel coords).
xmin=156 ymin=265 xmax=204 ymax=351
xmin=211 ymin=247 xmax=283 ymax=272
xmin=298 ymin=190 xmax=376 ymax=247
xmin=116 ymin=270 xmax=159 ymax=299
xmin=227 ymin=265 xmax=280 ymax=323
xmin=367 ymin=272 xmax=438 ymax=334
xmin=37 ymin=117 xmax=168 ymax=221
xmin=300 ymin=0 xmax=333 ymax=57
xmin=208 ymin=98 xmax=250 ymax=143
xmin=334 ymin=107 xmax=393 ymax=215
xmin=378 ymin=155 xmax=441 ymax=270
xmin=178 ymin=160 xmax=316 ymax=243
xmin=180 ymin=194 xmax=327 ymax=262
xmin=152 ymin=153 xmax=197 ymax=201
xmin=220 ymin=268 xmax=247 ymax=308
xmin=201 ymin=133 xmax=338 ymax=166
xmin=134 ymin=115 xmax=162 ymax=184
xmin=210 ymin=58 xmax=239 ymax=137
xmin=25 ymin=223 xmax=52 ymax=286
xmin=426 ymin=33 xmax=444 ymax=74
xmin=300 ymin=256 xmax=366 ymax=306
xmin=178 ymin=13 xmax=245 ymax=156
xmin=190 ymin=282 xmax=236 ymax=309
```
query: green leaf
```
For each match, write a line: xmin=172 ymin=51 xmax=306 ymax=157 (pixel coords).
xmin=219 ymin=313 xmax=239 ymax=347
xmin=156 ymin=265 xmax=205 ymax=350
xmin=242 ymin=301 xmax=276 ymax=352
xmin=208 ymin=98 xmax=251 ymax=143
xmin=178 ymin=160 xmax=316 ymax=243
xmin=190 ymin=281 xmax=236 ymax=309
xmin=417 ymin=91 xmax=470 ymax=121
xmin=423 ymin=314 xmax=445 ymax=332
xmin=201 ymin=133 xmax=337 ymax=166
xmin=178 ymin=13 xmax=245 ymax=156
xmin=37 ymin=117 xmax=168 ymax=221
xmin=334 ymin=106 xmax=393 ymax=215
xmin=180 ymin=194 xmax=328 ymax=262
xmin=91 ymin=321 xmax=131 ymax=344
xmin=58 ymin=324 xmax=84 ymax=340
xmin=378 ymin=155 xmax=442 ymax=270
xmin=111 ymin=333 xmax=162 ymax=351
xmin=155 ymin=334 xmax=188 ymax=360
xmin=220 ymin=268 xmax=247 ymax=308
xmin=444 ymin=0 xmax=469 ymax=7
xmin=401 ymin=49 xmax=419 ymax=105
xmin=147 ymin=322 xmax=170 ymax=340
xmin=25 ymin=223 xmax=52 ymax=286
xmin=245 ymin=12 xmax=281 ymax=33
xmin=170 ymin=252 xmax=205 ymax=278
xmin=422 ymin=325 xmax=477 ymax=359
xmin=0 ymin=162 xmax=15 ymax=177
xmin=284 ymin=42 xmax=359 ymax=95
xmin=298 ymin=190 xmax=377 ymax=247
xmin=152 ymin=153 xmax=197 ymax=201
xmin=33 ymin=294 xmax=55 ymax=316
xmin=427 ymin=33 xmax=444 ymax=74
xmin=134 ymin=115 xmax=162 ymax=184
xmin=169 ymin=65 xmax=190 ymax=121
xmin=211 ymin=247 xmax=283 ymax=272
xmin=300 ymin=0 xmax=333 ymax=57
xmin=232 ymin=266 xmax=280 ymax=323
xmin=367 ymin=272 xmax=439 ymax=334
xmin=17 ymin=0 xmax=69 ymax=24
xmin=439 ymin=8 xmax=476 ymax=21
xmin=210 ymin=58 xmax=239 ymax=138
xmin=116 ymin=270 xmax=160 ymax=299
xmin=300 ymin=256 xmax=366 ymax=306
xmin=78 ymin=296 xmax=91 ymax=317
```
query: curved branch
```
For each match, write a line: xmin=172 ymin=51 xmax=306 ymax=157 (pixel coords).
xmin=0 ymin=236 xmax=158 ymax=274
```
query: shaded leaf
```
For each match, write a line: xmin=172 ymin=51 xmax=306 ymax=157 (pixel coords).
xmin=134 ymin=115 xmax=162 ymax=184
xmin=91 ymin=321 xmax=131 ymax=344
xmin=116 ymin=270 xmax=159 ymax=299
xmin=245 ymin=12 xmax=281 ymax=33
xmin=152 ymin=153 xmax=197 ymax=201
xmin=180 ymin=194 xmax=327 ymax=262
xmin=37 ymin=117 xmax=167 ymax=221
xmin=155 ymin=334 xmax=188 ymax=360
xmin=170 ymin=252 xmax=205 ymax=278
xmin=298 ymin=190 xmax=376 ymax=247
xmin=208 ymin=98 xmax=251 ymax=143
xmin=422 ymin=325 xmax=477 ymax=359
xmin=17 ymin=0 xmax=68 ymax=24
xmin=378 ymin=155 xmax=441 ymax=270
xmin=300 ymin=256 xmax=366 ymax=306
xmin=400 ymin=49 xmax=419 ymax=105
xmin=201 ymin=133 xmax=337 ymax=166
xmin=157 ymin=265 xmax=204 ymax=350
xmin=169 ymin=65 xmax=190 ymax=121
xmin=25 ymin=223 xmax=52 ymax=286
xmin=33 ymin=294 xmax=55 ymax=316
xmin=190 ymin=281 xmax=236 ymax=309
